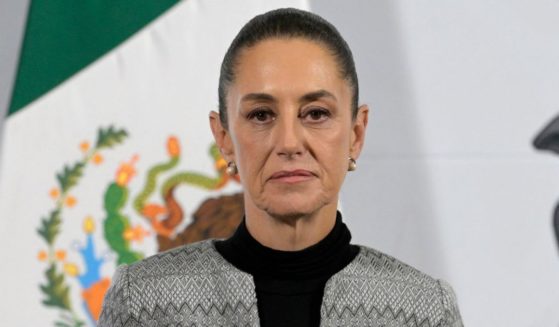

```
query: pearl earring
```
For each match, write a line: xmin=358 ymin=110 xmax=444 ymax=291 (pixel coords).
xmin=348 ymin=157 xmax=357 ymax=171
xmin=226 ymin=161 xmax=238 ymax=176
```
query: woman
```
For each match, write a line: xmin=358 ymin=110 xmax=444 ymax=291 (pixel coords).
xmin=99 ymin=8 xmax=463 ymax=327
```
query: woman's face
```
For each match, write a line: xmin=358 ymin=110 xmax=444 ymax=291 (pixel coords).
xmin=211 ymin=38 xmax=368 ymax=220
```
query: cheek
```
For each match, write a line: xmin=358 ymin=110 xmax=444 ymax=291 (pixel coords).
xmin=232 ymin=131 xmax=270 ymax=183
xmin=313 ymin=129 xmax=351 ymax=179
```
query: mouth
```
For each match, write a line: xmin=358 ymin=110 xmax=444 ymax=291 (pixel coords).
xmin=268 ymin=169 xmax=316 ymax=184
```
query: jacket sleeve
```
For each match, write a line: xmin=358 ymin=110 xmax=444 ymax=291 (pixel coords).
xmin=438 ymin=279 xmax=464 ymax=327
xmin=98 ymin=265 xmax=141 ymax=327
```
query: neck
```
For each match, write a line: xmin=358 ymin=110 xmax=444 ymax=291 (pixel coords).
xmin=244 ymin=199 xmax=338 ymax=251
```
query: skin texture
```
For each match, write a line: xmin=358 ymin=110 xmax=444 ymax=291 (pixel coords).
xmin=210 ymin=38 xmax=368 ymax=251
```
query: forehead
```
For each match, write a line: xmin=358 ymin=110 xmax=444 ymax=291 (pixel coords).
xmin=229 ymin=38 xmax=350 ymax=102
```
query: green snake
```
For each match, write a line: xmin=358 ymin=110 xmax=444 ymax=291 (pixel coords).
xmin=132 ymin=154 xmax=179 ymax=214
xmin=133 ymin=141 xmax=230 ymax=237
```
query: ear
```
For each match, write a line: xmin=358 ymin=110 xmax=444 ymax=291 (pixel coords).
xmin=349 ymin=104 xmax=369 ymax=160
xmin=209 ymin=111 xmax=234 ymax=160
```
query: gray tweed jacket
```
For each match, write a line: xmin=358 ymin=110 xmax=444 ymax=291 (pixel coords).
xmin=98 ymin=240 xmax=463 ymax=326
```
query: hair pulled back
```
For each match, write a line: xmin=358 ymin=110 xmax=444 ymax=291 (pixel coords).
xmin=218 ymin=8 xmax=359 ymax=128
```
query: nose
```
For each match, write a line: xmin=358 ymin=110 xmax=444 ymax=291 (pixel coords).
xmin=275 ymin=114 xmax=305 ymax=159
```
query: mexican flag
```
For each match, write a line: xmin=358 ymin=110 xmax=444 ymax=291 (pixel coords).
xmin=0 ymin=1 xmax=307 ymax=325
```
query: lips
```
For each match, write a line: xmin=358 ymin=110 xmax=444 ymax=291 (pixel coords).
xmin=269 ymin=169 xmax=315 ymax=183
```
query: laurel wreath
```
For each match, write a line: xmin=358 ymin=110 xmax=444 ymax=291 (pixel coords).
xmin=36 ymin=126 xmax=127 ymax=327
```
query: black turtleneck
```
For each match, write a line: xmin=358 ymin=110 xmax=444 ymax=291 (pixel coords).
xmin=214 ymin=212 xmax=359 ymax=327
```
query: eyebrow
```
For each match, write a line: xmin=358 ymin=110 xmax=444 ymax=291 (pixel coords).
xmin=241 ymin=93 xmax=276 ymax=103
xmin=300 ymin=90 xmax=337 ymax=103
xmin=240 ymin=89 xmax=337 ymax=104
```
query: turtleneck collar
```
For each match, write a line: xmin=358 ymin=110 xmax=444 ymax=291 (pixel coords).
xmin=215 ymin=211 xmax=359 ymax=281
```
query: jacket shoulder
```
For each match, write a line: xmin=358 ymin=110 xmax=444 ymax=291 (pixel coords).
xmin=321 ymin=245 xmax=463 ymax=327
xmin=348 ymin=245 xmax=439 ymax=287
xmin=126 ymin=239 xmax=231 ymax=278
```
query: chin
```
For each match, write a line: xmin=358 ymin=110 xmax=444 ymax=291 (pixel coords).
xmin=258 ymin=195 xmax=329 ymax=221
xmin=264 ymin=207 xmax=309 ymax=222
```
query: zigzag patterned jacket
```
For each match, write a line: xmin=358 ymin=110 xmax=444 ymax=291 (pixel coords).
xmin=98 ymin=240 xmax=463 ymax=326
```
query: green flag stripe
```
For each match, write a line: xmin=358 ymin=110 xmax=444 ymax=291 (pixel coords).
xmin=8 ymin=0 xmax=180 ymax=117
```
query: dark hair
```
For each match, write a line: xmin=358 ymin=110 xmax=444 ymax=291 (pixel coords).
xmin=218 ymin=8 xmax=359 ymax=128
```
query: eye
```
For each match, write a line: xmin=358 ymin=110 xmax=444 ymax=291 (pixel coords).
xmin=302 ymin=108 xmax=331 ymax=123
xmin=247 ymin=108 xmax=275 ymax=123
